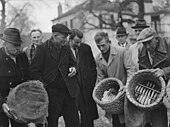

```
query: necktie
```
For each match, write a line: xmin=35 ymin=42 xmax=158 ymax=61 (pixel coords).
xmin=30 ymin=44 xmax=35 ymax=61
xmin=75 ymin=48 xmax=79 ymax=62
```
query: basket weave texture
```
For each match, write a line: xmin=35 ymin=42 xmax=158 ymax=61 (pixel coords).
xmin=126 ymin=69 xmax=166 ymax=110
xmin=7 ymin=80 xmax=49 ymax=124
xmin=163 ymin=80 xmax=170 ymax=109
xmin=93 ymin=78 xmax=125 ymax=114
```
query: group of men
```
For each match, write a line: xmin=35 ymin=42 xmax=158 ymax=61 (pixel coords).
xmin=0 ymin=24 xmax=98 ymax=127
xmin=0 ymin=18 xmax=170 ymax=127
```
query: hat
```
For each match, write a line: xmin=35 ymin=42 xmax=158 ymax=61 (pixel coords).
xmin=1 ymin=28 xmax=22 ymax=45
xmin=131 ymin=19 xmax=149 ymax=29
xmin=52 ymin=23 xmax=71 ymax=35
xmin=116 ymin=27 xmax=128 ymax=36
xmin=137 ymin=28 xmax=155 ymax=43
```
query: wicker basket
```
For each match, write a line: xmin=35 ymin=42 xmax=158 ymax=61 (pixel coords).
xmin=7 ymin=80 xmax=49 ymax=124
xmin=126 ymin=69 xmax=166 ymax=110
xmin=93 ymin=78 xmax=125 ymax=114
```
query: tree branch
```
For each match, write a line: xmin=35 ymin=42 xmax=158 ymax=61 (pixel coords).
xmin=6 ymin=3 xmax=30 ymax=27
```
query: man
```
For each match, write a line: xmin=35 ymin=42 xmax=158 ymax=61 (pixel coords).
xmin=29 ymin=24 xmax=80 ymax=127
xmin=128 ymin=19 xmax=152 ymax=127
xmin=69 ymin=29 xmax=98 ymax=127
xmin=116 ymin=27 xmax=131 ymax=49
xmin=0 ymin=28 xmax=29 ymax=127
xmin=95 ymin=32 xmax=136 ymax=127
xmin=125 ymin=27 xmax=170 ymax=127
xmin=129 ymin=19 xmax=150 ymax=69
xmin=23 ymin=29 xmax=43 ymax=63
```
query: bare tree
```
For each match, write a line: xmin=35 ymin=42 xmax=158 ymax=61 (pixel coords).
xmin=6 ymin=2 xmax=35 ymax=35
xmin=0 ymin=0 xmax=48 ymax=34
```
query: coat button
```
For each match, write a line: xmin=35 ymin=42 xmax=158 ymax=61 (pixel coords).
xmin=9 ymin=82 xmax=12 ymax=85
xmin=8 ymin=70 xmax=11 ymax=73
xmin=6 ymin=58 xmax=8 ymax=61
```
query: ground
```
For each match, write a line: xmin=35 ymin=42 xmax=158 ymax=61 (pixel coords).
xmin=57 ymin=107 xmax=170 ymax=127
xmin=58 ymin=106 xmax=112 ymax=127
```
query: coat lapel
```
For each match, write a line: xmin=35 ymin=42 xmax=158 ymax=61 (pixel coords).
xmin=99 ymin=53 xmax=108 ymax=67
xmin=139 ymin=37 xmax=168 ymax=69
xmin=139 ymin=47 xmax=152 ymax=69
xmin=50 ymin=47 xmax=60 ymax=62
xmin=59 ymin=46 xmax=67 ymax=64
xmin=108 ymin=46 xmax=116 ymax=67
xmin=152 ymin=38 xmax=168 ymax=68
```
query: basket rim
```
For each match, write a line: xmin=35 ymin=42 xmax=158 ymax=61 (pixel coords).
xmin=126 ymin=69 xmax=166 ymax=109
xmin=93 ymin=77 xmax=124 ymax=105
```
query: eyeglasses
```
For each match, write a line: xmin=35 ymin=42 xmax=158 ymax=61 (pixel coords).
xmin=116 ymin=35 xmax=127 ymax=38
xmin=134 ymin=29 xmax=143 ymax=33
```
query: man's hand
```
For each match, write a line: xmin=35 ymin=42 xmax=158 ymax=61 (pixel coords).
xmin=2 ymin=103 xmax=12 ymax=118
xmin=68 ymin=67 xmax=77 ymax=77
xmin=28 ymin=122 xmax=36 ymax=127
xmin=150 ymin=68 xmax=165 ymax=77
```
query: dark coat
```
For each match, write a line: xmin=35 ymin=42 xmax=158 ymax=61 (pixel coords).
xmin=0 ymin=47 xmax=29 ymax=112
xmin=75 ymin=43 xmax=98 ymax=121
xmin=139 ymin=36 xmax=170 ymax=81
xmin=29 ymin=38 xmax=79 ymax=98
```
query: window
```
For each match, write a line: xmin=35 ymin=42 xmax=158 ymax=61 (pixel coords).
xmin=70 ymin=19 xmax=73 ymax=29
xmin=151 ymin=15 xmax=161 ymax=33
xmin=99 ymin=14 xmax=113 ymax=28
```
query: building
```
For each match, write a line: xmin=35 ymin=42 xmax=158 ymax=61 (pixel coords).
xmin=52 ymin=0 xmax=170 ymax=56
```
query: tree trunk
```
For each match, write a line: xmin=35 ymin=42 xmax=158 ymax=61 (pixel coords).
xmin=0 ymin=0 xmax=6 ymax=33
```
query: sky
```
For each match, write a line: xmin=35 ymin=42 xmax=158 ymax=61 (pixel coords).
xmin=6 ymin=0 xmax=85 ymax=32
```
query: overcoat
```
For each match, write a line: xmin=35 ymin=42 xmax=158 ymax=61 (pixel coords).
xmin=0 ymin=47 xmax=29 ymax=112
xmin=29 ymin=38 xmax=79 ymax=98
xmin=75 ymin=43 xmax=99 ymax=121
xmin=95 ymin=45 xmax=136 ymax=123
xmin=125 ymin=36 xmax=170 ymax=127
xmin=139 ymin=37 xmax=170 ymax=80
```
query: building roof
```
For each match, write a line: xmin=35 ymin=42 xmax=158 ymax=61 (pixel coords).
xmin=52 ymin=1 xmax=89 ymax=21
xmin=52 ymin=0 xmax=152 ymax=22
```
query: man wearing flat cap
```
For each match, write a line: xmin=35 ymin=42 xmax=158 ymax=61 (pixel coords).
xmin=0 ymin=28 xmax=29 ymax=127
xmin=129 ymin=19 xmax=150 ymax=70
xmin=125 ymin=27 xmax=170 ymax=127
xmin=29 ymin=24 xmax=80 ymax=127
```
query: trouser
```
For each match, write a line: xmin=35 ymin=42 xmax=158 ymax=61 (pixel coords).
xmin=47 ymin=88 xmax=79 ymax=127
xmin=0 ymin=112 xmax=9 ymax=127
xmin=112 ymin=114 xmax=125 ymax=127
xmin=124 ymin=97 xmax=168 ymax=127
xmin=0 ymin=112 xmax=27 ymax=127
xmin=78 ymin=92 xmax=94 ymax=127
xmin=10 ymin=118 xmax=27 ymax=127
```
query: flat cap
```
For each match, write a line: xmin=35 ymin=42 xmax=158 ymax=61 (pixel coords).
xmin=52 ymin=23 xmax=71 ymax=35
xmin=137 ymin=27 xmax=155 ymax=43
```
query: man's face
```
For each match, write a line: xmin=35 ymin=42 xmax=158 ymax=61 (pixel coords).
xmin=116 ymin=35 xmax=128 ymax=44
xmin=4 ymin=41 xmax=21 ymax=56
xmin=96 ymin=38 xmax=110 ymax=54
xmin=134 ymin=28 xmax=144 ymax=37
xmin=53 ymin=32 xmax=68 ymax=46
xmin=143 ymin=38 xmax=157 ymax=53
xmin=71 ymin=36 xmax=81 ymax=48
xmin=31 ymin=31 xmax=42 ymax=46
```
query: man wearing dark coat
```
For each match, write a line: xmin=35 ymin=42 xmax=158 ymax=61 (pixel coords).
xmin=29 ymin=24 xmax=80 ymax=127
xmin=125 ymin=27 xmax=170 ymax=127
xmin=69 ymin=29 xmax=99 ymax=127
xmin=0 ymin=28 xmax=29 ymax=127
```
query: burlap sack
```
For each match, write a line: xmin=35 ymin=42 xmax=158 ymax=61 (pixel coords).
xmin=7 ymin=80 xmax=49 ymax=124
